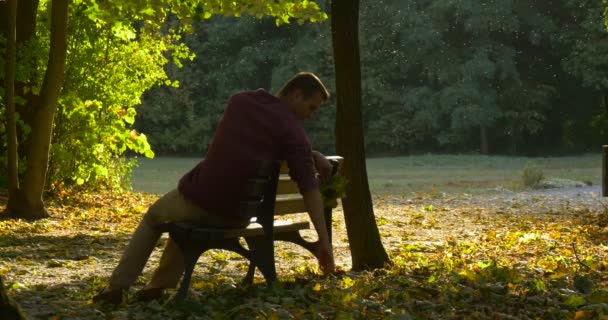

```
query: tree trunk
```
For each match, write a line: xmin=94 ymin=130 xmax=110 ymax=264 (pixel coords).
xmin=6 ymin=0 xmax=69 ymax=219
xmin=15 ymin=0 xmax=39 ymax=135
xmin=5 ymin=0 xmax=20 ymax=197
xmin=480 ymin=125 xmax=488 ymax=154
xmin=330 ymin=0 xmax=390 ymax=270
xmin=0 ymin=276 xmax=26 ymax=320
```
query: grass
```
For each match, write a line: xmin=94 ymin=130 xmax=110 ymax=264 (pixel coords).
xmin=131 ymin=153 xmax=601 ymax=195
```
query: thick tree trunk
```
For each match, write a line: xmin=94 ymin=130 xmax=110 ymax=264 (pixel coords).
xmin=6 ymin=0 xmax=68 ymax=219
xmin=5 ymin=0 xmax=20 ymax=197
xmin=330 ymin=0 xmax=390 ymax=270
xmin=0 ymin=276 xmax=26 ymax=320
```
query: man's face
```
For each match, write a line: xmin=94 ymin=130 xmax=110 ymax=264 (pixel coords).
xmin=290 ymin=90 xmax=325 ymax=121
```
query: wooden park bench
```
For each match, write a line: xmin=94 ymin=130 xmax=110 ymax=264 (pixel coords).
xmin=156 ymin=156 xmax=344 ymax=300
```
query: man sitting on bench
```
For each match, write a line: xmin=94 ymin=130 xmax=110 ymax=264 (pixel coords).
xmin=94 ymin=72 xmax=336 ymax=304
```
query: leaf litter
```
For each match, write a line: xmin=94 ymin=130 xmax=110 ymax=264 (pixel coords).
xmin=0 ymin=186 xmax=607 ymax=319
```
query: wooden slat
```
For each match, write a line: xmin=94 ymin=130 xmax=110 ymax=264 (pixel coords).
xmin=241 ymin=196 xmax=307 ymax=217
xmin=325 ymin=155 xmax=344 ymax=165
xmin=222 ymin=220 xmax=310 ymax=238
xmin=280 ymin=161 xmax=290 ymax=174
xmin=277 ymin=176 xmax=299 ymax=195
xmin=279 ymin=156 xmax=344 ymax=175
xmin=275 ymin=195 xmax=306 ymax=215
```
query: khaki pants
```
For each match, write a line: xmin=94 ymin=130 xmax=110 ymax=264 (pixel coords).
xmin=108 ymin=189 xmax=247 ymax=290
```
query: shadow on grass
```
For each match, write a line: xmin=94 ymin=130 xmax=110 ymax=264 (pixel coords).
xmin=8 ymin=263 xmax=608 ymax=320
xmin=0 ymin=233 xmax=132 ymax=261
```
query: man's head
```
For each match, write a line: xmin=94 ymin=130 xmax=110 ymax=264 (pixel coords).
xmin=277 ymin=72 xmax=330 ymax=121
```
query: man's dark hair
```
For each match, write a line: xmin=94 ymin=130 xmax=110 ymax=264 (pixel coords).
xmin=277 ymin=72 xmax=330 ymax=100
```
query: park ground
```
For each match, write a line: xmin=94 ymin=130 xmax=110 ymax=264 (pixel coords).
xmin=1 ymin=154 xmax=607 ymax=319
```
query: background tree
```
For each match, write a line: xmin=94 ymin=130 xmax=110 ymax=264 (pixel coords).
xmin=3 ymin=0 xmax=19 ymax=209
xmin=3 ymin=0 xmax=69 ymax=219
xmin=331 ymin=0 xmax=390 ymax=270
xmin=0 ymin=8 xmax=24 ymax=318
xmin=132 ymin=0 xmax=608 ymax=157
xmin=0 ymin=0 xmax=328 ymax=220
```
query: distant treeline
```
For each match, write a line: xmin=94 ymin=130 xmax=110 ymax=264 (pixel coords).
xmin=136 ymin=0 xmax=608 ymax=157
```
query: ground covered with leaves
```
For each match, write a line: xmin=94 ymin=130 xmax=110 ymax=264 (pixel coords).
xmin=1 ymin=186 xmax=607 ymax=319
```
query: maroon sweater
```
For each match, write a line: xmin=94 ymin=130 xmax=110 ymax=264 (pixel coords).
xmin=178 ymin=89 xmax=318 ymax=219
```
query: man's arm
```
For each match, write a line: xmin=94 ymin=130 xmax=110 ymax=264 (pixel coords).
xmin=312 ymin=150 xmax=332 ymax=184
xmin=302 ymin=188 xmax=335 ymax=273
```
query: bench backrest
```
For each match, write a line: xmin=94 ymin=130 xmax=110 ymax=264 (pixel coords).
xmin=238 ymin=156 xmax=343 ymax=221
xmin=275 ymin=156 xmax=343 ymax=216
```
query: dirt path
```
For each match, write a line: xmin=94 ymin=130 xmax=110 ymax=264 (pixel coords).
xmin=467 ymin=185 xmax=604 ymax=213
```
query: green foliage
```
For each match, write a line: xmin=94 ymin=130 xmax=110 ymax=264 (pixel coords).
xmin=47 ymin=3 xmax=177 ymax=190
xmin=521 ymin=161 xmax=545 ymax=189
xmin=0 ymin=0 xmax=328 ymax=191
xmin=320 ymin=175 xmax=347 ymax=209
xmin=134 ymin=0 xmax=608 ymax=156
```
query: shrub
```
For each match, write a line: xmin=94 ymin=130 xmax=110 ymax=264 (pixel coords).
xmin=521 ymin=162 xmax=545 ymax=189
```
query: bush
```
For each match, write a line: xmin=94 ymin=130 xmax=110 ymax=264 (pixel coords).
xmin=521 ymin=162 xmax=545 ymax=189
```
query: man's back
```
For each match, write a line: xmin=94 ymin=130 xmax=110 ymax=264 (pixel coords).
xmin=178 ymin=89 xmax=317 ymax=220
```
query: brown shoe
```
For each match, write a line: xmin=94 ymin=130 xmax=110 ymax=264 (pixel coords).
xmin=135 ymin=287 xmax=164 ymax=302
xmin=93 ymin=287 xmax=124 ymax=305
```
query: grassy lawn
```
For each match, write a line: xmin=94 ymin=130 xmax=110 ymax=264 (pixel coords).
xmin=131 ymin=153 xmax=601 ymax=195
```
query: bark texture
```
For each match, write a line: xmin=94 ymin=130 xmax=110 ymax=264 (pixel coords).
xmin=330 ymin=0 xmax=391 ymax=270
xmin=6 ymin=0 xmax=69 ymax=219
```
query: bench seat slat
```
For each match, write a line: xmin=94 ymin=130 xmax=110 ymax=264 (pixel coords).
xmin=225 ymin=220 xmax=310 ymax=238
xmin=275 ymin=196 xmax=306 ymax=215
xmin=239 ymin=196 xmax=306 ymax=218
xmin=277 ymin=176 xmax=300 ymax=194
xmin=279 ymin=156 xmax=344 ymax=175
xmin=177 ymin=221 xmax=310 ymax=239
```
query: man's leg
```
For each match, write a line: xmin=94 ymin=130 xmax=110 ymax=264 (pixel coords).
xmin=95 ymin=189 xmax=187 ymax=303
xmin=106 ymin=214 xmax=161 ymax=290
xmin=140 ymin=190 xmax=248 ymax=295
xmin=145 ymin=238 xmax=184 ymax=290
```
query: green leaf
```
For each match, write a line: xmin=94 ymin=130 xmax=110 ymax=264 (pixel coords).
xmin=564 ymin=295 xmax=586 ymax=308
xmin=124 ymin=108 xmax=137 ymax=124
xmin=144 ymin=149 xmax=155 ymax=158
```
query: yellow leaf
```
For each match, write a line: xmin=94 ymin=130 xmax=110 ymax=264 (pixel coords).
xmin=485 ymin=230 xmax=496 ymax=240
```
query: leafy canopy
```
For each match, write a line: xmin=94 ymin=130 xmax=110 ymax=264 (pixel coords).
xmin=0 ymin=0 xmax=327 ymax=191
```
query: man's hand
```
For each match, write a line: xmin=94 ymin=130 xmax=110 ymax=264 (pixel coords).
xmin=312 ymin=150 xmax=332 ymax=184
xmin=314 ymin=241 xmax=335 ymax=274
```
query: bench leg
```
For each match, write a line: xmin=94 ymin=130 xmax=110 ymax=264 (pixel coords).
xmin=244 ymin=236 xmax=276 ymax=286
xmin=242 ymin=263 xmax=256 ymax=285
xmin=174 ymin=242 xmax=206 ymax=301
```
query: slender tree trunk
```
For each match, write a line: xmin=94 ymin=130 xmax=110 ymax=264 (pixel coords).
xmin=15 ymin=0 xmax=39 ymax=134
xmin=330 ymin=0 xmax=390 ymax=270
xmin=480 ymin=125 xmax=488 ymax=154
xmin=6 ymin=0 xmax=69 ymax=219
xmin=5 ymin=0 xmax=20 ymax=197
